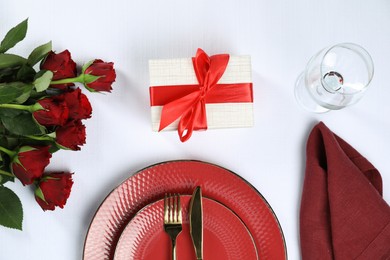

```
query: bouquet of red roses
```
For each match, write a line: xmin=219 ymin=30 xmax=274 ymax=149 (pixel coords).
xmin=0 ymin=19 xmax=116 ymax=230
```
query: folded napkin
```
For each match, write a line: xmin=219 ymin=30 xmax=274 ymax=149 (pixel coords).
xmin=300 ymin=122 xmax=390 ymax=259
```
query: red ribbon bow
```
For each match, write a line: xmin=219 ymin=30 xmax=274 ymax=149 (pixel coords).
xmin=150 ymin=48 xmax=253 ymax=142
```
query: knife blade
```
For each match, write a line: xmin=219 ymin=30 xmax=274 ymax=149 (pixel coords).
xmin=189 ymin=186 xmax=203 ymax=260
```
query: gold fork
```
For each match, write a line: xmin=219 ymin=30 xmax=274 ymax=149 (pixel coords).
xmin=164 ymin=193 xmax=183 ymax=260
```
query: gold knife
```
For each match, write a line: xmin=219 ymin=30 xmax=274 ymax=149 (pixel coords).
xmin=189 ymin=186 xmax=203 ymax=260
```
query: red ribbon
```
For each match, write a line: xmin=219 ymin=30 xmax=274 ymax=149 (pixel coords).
xmin=149 ymin=48 xmax=253 ymax=142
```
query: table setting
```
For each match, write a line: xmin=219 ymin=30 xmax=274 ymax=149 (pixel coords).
xmin=1 ymin=0 xmax=390 ymax=259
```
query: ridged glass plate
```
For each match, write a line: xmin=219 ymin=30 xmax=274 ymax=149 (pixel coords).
xmin=114 ymin=196 xmax=258 ymax=259
xmin=83 ymin=160 xmax=287 ymax=259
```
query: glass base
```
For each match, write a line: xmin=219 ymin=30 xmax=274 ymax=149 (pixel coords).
xmin=294 ymin=72 xmax=330 ymax=113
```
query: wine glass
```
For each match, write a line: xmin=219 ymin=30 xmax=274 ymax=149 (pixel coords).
xmin=294 ymin=43 xmax=374 ymax=113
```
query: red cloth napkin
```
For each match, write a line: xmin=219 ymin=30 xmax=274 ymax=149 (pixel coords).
xmin=300 ymin=122 xmax=390 ymax=259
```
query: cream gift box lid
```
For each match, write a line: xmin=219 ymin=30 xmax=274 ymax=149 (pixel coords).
xmin=149 ymin=55 xmax=253 ymax=131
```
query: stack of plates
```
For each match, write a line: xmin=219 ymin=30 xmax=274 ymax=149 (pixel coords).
xmin=83 ymin=160 xmax=287 ymax=260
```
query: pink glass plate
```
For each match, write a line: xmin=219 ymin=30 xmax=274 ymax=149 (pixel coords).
xmin=114 ymin=196 xmax=258 ymax=260
xmin=83 ymin=160 xmax=287 ymax=260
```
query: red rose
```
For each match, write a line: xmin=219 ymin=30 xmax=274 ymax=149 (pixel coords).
xmin=56 ymin=120 xmax=86 ymax=150
xmin=84 ymin=59 xmax=116 ymax=92
xmin=41 ymin=50 xmax=77 ymax=90
xmin=11 ymin=146 xmax=52 ymax=185
xmin=33 ymin=97 xmax=69 ymax=126
xmin=58 ymin=88 xmax=92 ymax=120
xmin=35 ymin=172 xmax=73 ymax=211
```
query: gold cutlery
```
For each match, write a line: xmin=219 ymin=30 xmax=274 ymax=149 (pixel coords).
xmin=164 ymin=193 xmax=183 ymax=260
xmin=189 ymin=186 xmax=203 ymax=260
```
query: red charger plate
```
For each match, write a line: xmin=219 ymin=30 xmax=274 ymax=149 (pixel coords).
xmin=83 ymin=160 xmax=287 ymax=260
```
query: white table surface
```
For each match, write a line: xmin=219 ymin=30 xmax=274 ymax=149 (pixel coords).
xmin=1 ymin=1 xmax=389 ymax=259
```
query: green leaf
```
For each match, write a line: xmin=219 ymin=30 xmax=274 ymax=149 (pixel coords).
xmin=0 ymin=175 xmax=14 ymax=185
xmin=5 ymin=137 xmax=20 ymax=149
xmin=0 ymin=82 xmax=32 ymax=104
xmin=33 ymin=70 xmax=53 ymax=92
xmin=0 ymin=19 xmax=28 ymax=53
xmin=14 ymin=84 xmax=33 ymax=104
xmin=0 ymin=186 xmax=23 ymax=230
xmin=0 ymin=67 xmax=19 ymax=82
xmin=0 ymin=54 xmax=27 ymax=69
xmin=27 ymin=41 xmax=52 ymax=66
xmin=16 ymin=64 xmax=36 ymax=82
xmin=1 ymin=111 xmax=46 ymax=135
xmin=0 ymin=156 xmax=14 ymax=179
xmin=0 ymin=108 xmax=23 ymax=118
xmin=0 ymin=132 xmax=9 ymax=146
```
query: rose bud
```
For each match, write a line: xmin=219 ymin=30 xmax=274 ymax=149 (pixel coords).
xmin=40 ymin=50 xmax=77 ymax=90
xmin=55 ymin=120 xmax=86 ymax=151
xmin=35 ymin=172 xmax=73 ymax=211
xmin=11 ymin=146 xmax=52 ymax=186
xmin=83 ymin=59 xmax=116 ymax=92
xmin=58 ymin=88 xmax=92 ymax=120
xmin=32 ymin=97 xmax=69 ymax=126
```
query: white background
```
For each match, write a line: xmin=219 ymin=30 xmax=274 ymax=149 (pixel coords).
xmin=1 ymin=1 xmax=390 ymax=259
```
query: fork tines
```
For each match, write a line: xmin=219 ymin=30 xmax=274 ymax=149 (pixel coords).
xmin=164 ymin=193 xmax=182 ymax=224
xmin=164 ymin=193 xmax=183 ymax=260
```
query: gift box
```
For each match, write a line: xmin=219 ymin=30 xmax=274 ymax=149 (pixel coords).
xmin=149 ymin=49 xmax=253 ymax=142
